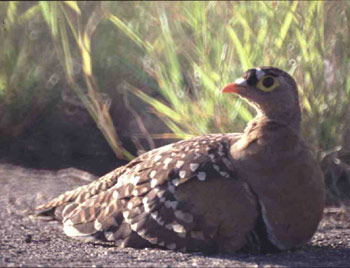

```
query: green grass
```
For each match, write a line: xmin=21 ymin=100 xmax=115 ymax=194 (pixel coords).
xmin=1 ymin=1 xmax=350 ymax=158
xmin=103 ymin=1 xmax=350 ymax=155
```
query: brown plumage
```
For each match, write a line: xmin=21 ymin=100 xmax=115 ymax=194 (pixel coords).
xmin=35 ymin=66 xmax=325 ymax=254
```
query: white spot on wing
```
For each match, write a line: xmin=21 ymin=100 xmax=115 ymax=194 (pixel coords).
xmin=190 ymin=163 xmax=199 ymax=171
xmin=115 ymin=239 xmax=123 ymax=246
xmin=173 ymin=224 xmax=186 ymax=234
xmin=94 ymin=220 xmax=103 ymax=231
xmin=134 ymin=164 xmax=141 ymax=172
xmin=176 ymin=160 xmax=185 ymax=169
xmin=175 ymin=210 xmax=193 ymax=223
xmin=150 ymin=178 xmax=158 ymax=188
xmin=154 ymin=154 xmax=162 ymax=162
xmin=122 ymin=211 xmax=130 ymax=219
xmin=151 ymin=211 xmax=165 ymax=226
xmin=142 ymin=197 xmax=148 ymax=204
xmin=197 ymin=172 xmax=206 ymax=181
xmin=127 ymin=202 xmax=134 ymax=209
xmin=213 ymin=164 xmax=220 ymax=171
xmin=172 ymin=179 xmax=179 ymax=186
xmin=220 ymin=171 xmax=229 ymax=177
xmin=179 ymin=170 xmax=186 ymax=178
xmin=144 ymin=202 xmax=151 ymax=212
xmin=124 ymin=185 xmax=132 ymax=196
xmin=150 ymin=170 xmax=156 ymax=179
xmin=104 ymin=231 xmax=115 ymax=241
xmin=131 ymin=222 xmax=141 ymax=231
xmin=151 ymin=211 xmax=158 ymax=218
xmin=131 ymin=176 xmax=140 ymax=185
xmin=156 ymin=189 xmax=165 ymax=198
xmin=172 ymin=178 xmax=179 ymax=186
xmin=142 ymin=196 xmax=152 ymax=211
xmin=163 ymin=157 xmax=172 ymax=169
xmin=132 ymin=189 xmax=139 ymax=196
xmin=148 ymin=237 xmax=158 ymax=244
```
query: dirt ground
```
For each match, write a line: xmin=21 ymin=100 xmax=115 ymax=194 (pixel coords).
xmin=1 ymin=163 xmax=350 ymax=267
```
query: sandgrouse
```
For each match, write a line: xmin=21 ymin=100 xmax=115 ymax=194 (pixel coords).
xmin=35 ymin=67 xmax=325 ymax=254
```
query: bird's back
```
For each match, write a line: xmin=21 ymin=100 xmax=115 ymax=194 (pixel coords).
xmin=35 ymin=133 xmax=259 ymax=253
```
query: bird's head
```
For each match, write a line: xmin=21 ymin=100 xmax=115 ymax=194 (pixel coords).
xmin=222 ymin=66 xmax=301 ymax=129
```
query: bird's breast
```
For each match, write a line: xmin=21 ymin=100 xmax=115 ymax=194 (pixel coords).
xmin=228 ymin=124 xmax=325 ymax=250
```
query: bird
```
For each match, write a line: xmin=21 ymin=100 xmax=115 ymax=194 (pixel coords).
xmin=34 ymin=66 xmax=325 ymax=254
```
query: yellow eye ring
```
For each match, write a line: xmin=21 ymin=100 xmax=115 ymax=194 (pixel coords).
xmin=256 ymin=75 xmax=280 ymax=92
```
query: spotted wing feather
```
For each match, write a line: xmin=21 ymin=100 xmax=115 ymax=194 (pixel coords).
xmin=36 ymin=133 xmax=245 ymax=251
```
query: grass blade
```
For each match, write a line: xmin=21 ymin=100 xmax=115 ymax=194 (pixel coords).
xmin=226 ymin=25 xmax=253 ymax=70
xmin=276 ymin=1 xmax=298 ymax=49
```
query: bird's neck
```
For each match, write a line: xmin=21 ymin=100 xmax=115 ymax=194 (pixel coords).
xmin=250 ymin=105 xmax=302 ymax=133
xmin=245 ymin=110 xmax=301 ymax=135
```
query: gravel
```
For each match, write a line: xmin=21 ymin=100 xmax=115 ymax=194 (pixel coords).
xmin=1 ymin=163 xmax=350 ymax=267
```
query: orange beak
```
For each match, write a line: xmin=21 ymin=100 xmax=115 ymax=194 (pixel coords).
xmin=221 ymin=82 xmax=246 ymax=94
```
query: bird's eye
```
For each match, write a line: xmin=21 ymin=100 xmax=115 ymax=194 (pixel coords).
xmin=256 ymin=75 xmax=279 ymax=92
xmin=262 ymin=77 xmax=274 ymax=88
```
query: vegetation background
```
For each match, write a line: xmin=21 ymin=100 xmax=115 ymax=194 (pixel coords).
xmin=0 ymin=1 xmax=349 ymax=203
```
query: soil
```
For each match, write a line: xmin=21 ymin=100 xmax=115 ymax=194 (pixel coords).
xmin=1 ymin=163 xmax=350 ymax=267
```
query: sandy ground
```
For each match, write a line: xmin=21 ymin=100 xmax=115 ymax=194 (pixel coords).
xmin=1 ymin=163 xmax=350 ymax=267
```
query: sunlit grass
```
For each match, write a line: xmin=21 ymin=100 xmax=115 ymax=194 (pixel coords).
xmin=39 ymin=2 xmax=134 ymax=160
xmin=1 ymin=1 xmax=349 ymax=158
xmin=104 ymin=1 xmax=350 ymax=155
